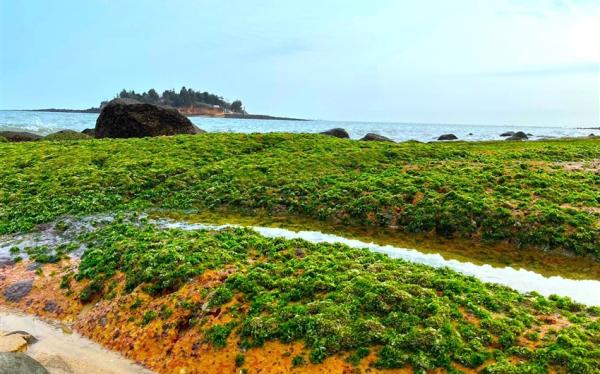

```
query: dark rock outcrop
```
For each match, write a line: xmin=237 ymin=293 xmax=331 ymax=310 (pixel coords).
xmin=0 ymin=131 xmax=42 ymax=142
xmin=437 ymin=134 xmax=458 ymax=141
xmin=506 ymin=131 xmax=528 ymax=141
xmin=3 ymin=280 xmax=33 ymax=302
xmin=95 ymin=99 xmax=200 ymax=138
xmin=0 ymin=353 xmax=49 ymax=374
xmin=81 ymin=128 xmax=96 ymax=137
xmin=320 ymin=128 xmax=349 ymax=139
xmin=500 ymin=131 xmax=515 ymax=137
xmin=360 ymin=133 xmax=393 ymax=142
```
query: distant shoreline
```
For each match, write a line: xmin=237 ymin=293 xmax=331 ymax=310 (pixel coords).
xmin=22 ymin=109 xmax=308 ymax=121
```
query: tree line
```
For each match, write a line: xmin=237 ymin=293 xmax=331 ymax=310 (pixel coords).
xmin=112 ymin=87 xmax=245 ymax=113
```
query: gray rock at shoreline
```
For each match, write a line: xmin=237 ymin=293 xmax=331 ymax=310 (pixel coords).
xmin=3 ymin=279 xmax=33 ymax=302
xmin=320 ymin=128 xmax=349 ymax=139
xmin=506 ymin=131 xmax=528 ymax=141
xmin=0 ymin=131 xmax=42 ymax=142
xmin=0 ymin=353 xmax=49 ymax=373
xmin=95 ymin=99 xmax=201 ymax=139
xmin=437 ymin=134 xmax=458 ymax=141
xmin=82 ymin=128 xmax=96 ymax=137
xmin=360 ymin=133 xmax=393 ymax=142
xmin=500 ymin=131 xmax=515 ymax=137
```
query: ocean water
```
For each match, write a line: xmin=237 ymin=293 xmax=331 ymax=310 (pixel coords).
xmin=0 ymin=110 xmax=595 ymax=142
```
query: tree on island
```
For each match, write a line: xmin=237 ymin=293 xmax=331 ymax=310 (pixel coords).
xmin=115 ymin=87 xmax=245 ymax=113
xmin=230 ymin=100 xmax=244 ymax=113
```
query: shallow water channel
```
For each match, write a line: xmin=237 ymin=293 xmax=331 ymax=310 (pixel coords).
xmin=2 ymin=214 xmax=600 ymax=307
xmin=153 ymin=218 xmax=600 ymax=307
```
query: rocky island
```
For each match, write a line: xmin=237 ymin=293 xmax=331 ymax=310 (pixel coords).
xmin=29 ymin=87 xmax=306 ymax=121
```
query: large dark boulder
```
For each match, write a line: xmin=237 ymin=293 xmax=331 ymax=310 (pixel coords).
xmin=95 ymin=99 xmax=200 ymax=138
xmin=437 ymin=134 xmax=458 ymax=141
xmin=0 ymin=131 xmax=42 ymax=142
xmin=500 ymin=131 xmax=515 ymax=137
xmin=0 ymin=353 xmax=49 ymax=374
xmin=360 ymin=133 xmax=393 ymax=142
xmin=320 ymin=128 xmax=349 ymax=139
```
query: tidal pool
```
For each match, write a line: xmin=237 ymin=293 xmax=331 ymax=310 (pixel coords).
xmin=2 ymin=214 xmax=600 ymax=307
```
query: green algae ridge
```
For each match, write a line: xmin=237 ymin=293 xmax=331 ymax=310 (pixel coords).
xmin=0 ymin=134 xmax=598 ymax=258
xmin=69 ymin=220 xmax=600 ymax=373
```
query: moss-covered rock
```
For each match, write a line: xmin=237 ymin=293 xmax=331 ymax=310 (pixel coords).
xmin=43 ymin=130 xmax=92 ymax=141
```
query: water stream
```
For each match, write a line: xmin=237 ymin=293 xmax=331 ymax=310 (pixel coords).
xmin=0 ymin=309 xmax=152 ymax=374
xmin=153 ymin=219 xmax=600 ymax=306
xmin=2 ymin=214 xmax=600 ymax=307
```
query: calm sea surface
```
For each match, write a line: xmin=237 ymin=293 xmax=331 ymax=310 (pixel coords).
xmin=0 ymin=110 xmax=595 ymax=142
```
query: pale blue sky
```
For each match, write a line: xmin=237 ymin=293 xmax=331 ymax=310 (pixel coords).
xmin=1 ymin=0 xmax=599 ymax=125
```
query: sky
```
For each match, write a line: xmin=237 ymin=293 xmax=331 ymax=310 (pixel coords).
xmin=1 ymin=0 xmax=599 ymax=126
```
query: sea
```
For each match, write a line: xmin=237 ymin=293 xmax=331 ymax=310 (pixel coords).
xmin=0 ymin=110 xmax=596 ymax=142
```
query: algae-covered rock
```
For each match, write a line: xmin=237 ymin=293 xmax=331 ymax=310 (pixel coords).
xmin=43 ymin=130 xmax=92 ymax=141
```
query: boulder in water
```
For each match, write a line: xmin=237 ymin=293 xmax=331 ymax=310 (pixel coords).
xmin=95 ymin=99 xmax=200 ymax=138
xmin=437 ymin=134 xmax=458 ymax=141
xmin=320 ymin=128 xmax=349 ymax=139
xmin=0 ymin=353 xmax=49 ymax=373
xmin=360 ymin=133 xmax=393 ymax=142
xmin=0 ymin=131 xmax=42 ymax=142
xmin=500 ymin=131 xmax=515 ymax=137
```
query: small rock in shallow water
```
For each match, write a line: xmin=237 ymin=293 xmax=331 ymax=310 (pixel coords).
xmin=500 ymin=131 xmax=515 ymax=137
xmin=3 ymin=280 xmax=33 ymax=302
xmin=438 ymin=134 xmax=458 ymax=141
xmin=0 ymin=352 xmax=49 ymax=373
xmin=0 ymin=334 xmax=28 ymax=352
xmin=3 ymin=331 xmax=38 ymax=345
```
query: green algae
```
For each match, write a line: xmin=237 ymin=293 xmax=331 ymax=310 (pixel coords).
xmin=0 ymin=134 xmax=598 ymax=259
